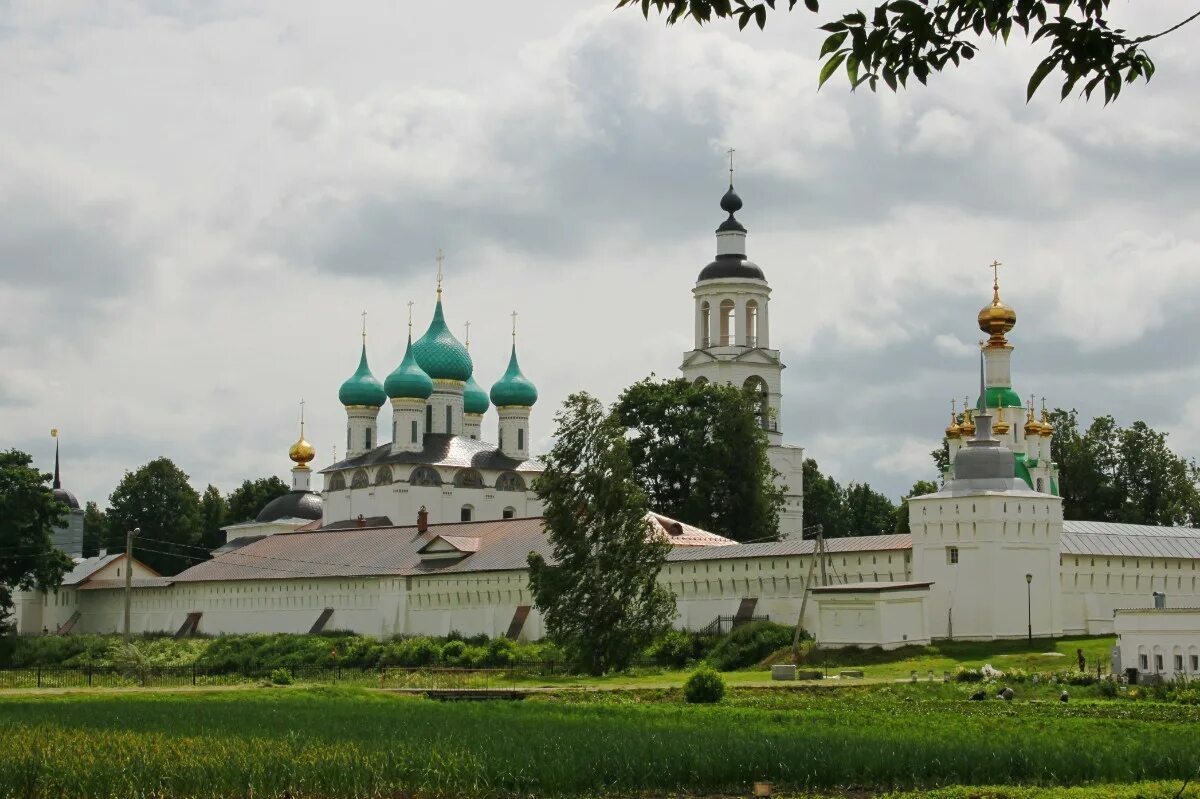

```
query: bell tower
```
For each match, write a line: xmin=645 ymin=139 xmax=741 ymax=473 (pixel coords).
xmin=679 ymin=161 xmax=803 ymax=538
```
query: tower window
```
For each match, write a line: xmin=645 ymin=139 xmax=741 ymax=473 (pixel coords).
xmin=460 ymin=504 xmax=473 ymax=522
xmin=718 ymin=299 xmax=735 ymax=345
xmin=365 ymin=428 xmax=372 ymax=449
xmin=346 ymin=429 xmax=351 ymax=451
xmin=518 ymin=428 xmax=524 ymax=451
xmin=411 ymin=420 xmax=418 ymax=443
xmin=745 ymin=299 xmax=759 ymax=347
xmin=426 ymin=404 xmax=432 ymax=431
xmin=502 ymin=507 xmax=515 ymax=520
xmin=446 ymin=405 xmax=452 ymax=434
xmin=946 ymin=546 xmax=959 ymax=565
xmin=700 ymin=301 xmax=711 ymax=348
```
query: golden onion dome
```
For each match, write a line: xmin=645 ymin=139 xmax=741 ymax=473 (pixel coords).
xmin=945 ymin=413 xmax=961 ymax=440
xmin=1024 ymin=404 xmax=1041 ymax=437
xmin=993 ymin=404 xmax=1010 ymax=435
xmin=1039 ymin=408 xmax=1054 ymax=437
xmin=960 ymin=409 xmax=975 ymax=437
xmin=978 ymin=266 xmax=1016 ymax=347
xmin=289 ymin=435 xmax=315 ymax=468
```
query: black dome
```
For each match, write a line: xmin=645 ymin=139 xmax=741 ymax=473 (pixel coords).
xmin=255 ymin=491 xmax=322 ymax=523
xmin=720 ymin=185 xmax=743 ymax=214
xmin=52 ymin=487 xmax=80 ymax=511
xmin=698 ymin=254 xmax=765 ymax=282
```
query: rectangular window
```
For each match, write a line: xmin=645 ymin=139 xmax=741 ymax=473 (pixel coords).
xmin=502 ymin=507 xmax=515 ymax=520
xmin=1192 ymin=655 xmax=1199 ymax=672
xmin=946 ymin=547 xmax=959 ymax=565
xmin=461 ymin=506 xmax=472 ymax=522
xmin=426 ymin=404 xmax=432 ymax=431
xmin=411 ymin=420 xmax=418 ymax=443
xmin=1175 ymin=654 xmax=1184 ymax=671
xmin=1155 ymin=654 xmax=1164 ymax=672
xmin=365 ymin=427 xmax=372 ymax=449
xmin=347 ymin=429 xmax=351 ymax=451
xmin=518 ymin=427 xmax=524 ymax=451
xmin=1140 ymin=654 xmax=1149 ymax=670
xmin=446 ymin=405 xmax=452 ymax=433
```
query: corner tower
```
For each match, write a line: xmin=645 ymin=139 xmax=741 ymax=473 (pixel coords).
xmin=678 ymin=169 xmax=803 ymax=538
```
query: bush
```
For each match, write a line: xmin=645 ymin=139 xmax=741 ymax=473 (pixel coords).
xmin=705 ymin=621 xmax=794 ymax=671
xmin=646 ymin=630 xmax=703 ymax=669
xmin=440 ymin=640 xmax=467 ymax=664
xmin=270 ymin=668 xmax=293 ymax=685
xmin=482 ymin=638 xmax=516 ymax=667
xmin=684 ymin=667 xmax=725 ymax=704
xmin=1097 ymin=678 xmax=1117 ymax=698
xmin=1168 ymin=684 xmax=1200 ymax=705
xmin=953 ymin=667 xmax=984 ymax=683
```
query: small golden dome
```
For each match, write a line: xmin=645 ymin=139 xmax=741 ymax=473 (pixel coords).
xmin=1039 ymin=408 xmax=1054 ymax=437
xmin=1024 ymin=404 xmax=1041 ymax=437
xmin=993 ymin=404 xmax=1010 ymax=435
xmin=945 ymin=414 xmax=961 ymax=440
xmin=289 ymin=434 xmax=315 ymax=469
xmin=960 ymin=409 xmax=976 ymax=437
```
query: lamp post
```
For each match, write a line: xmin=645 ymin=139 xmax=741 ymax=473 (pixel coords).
xmin=1025 ymin=573 xmax=1033 ymax=643
xmin=123 ymin=527 xmax=141 ymax=642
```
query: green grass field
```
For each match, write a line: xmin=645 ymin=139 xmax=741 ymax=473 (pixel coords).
xmin=2 ymin=683 xmax=1198 ymax=798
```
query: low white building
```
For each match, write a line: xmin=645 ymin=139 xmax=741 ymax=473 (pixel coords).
xmin=1115 ymin=605 xmax=1200 ymax=681
xmin=811 ymin=582 xmax=933 ymax=650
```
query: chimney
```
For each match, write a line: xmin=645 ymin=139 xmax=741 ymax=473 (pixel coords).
xmin=417 ymin=505 xmax=429 ymax=534
xmin=356 ymin=514 xmax=366 ymax=528
xmin=1153 ymin=591 xmax=1166 ymax=609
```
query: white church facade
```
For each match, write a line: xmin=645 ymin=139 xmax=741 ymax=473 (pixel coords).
xmin=13 ymin=178 xmax=1200 ymax=657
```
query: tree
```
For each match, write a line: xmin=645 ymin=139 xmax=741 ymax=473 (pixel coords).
xmin=0 ymin=450 xmax=73 ymax=633
xmin=622 ymin=1 xmax=1198 ymax=103
xmin=528 ymin=393 xmax=677 ymax=675
xmin=200 ymin=485 xmax=228 ymax=552
xmin=82 ymin=501 xmax=108 ymax=558
xmin=843 ymin=481 xmax=897 ymax=537
xmin=893 ymin=479 xmax=939 ymax=534
xmin=225 ymin=477 xmax=289 ymax=524
xmin=615 ymin=377 xmax=785 ymax=542
xmin=801 ymin=457 xmax=848 ymax=538
xmin=107 ymin=458 xmax=203 ymax=576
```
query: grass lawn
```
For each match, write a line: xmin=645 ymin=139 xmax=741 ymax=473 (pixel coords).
xmin=2 ymin=683 xmax=1198 ymax=798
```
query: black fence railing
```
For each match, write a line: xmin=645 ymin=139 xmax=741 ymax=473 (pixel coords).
xmin=699 ymin=615 xmax=770 ymax=637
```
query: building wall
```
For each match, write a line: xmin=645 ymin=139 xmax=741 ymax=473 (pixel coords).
xmin=1115 ymin=608 xmax=1200 ymax=680
xmin=13 ymin=555 xmax=157 ymax=636
xmin=813 ymin=590 xmax=930 ymax=650
xmin=1060 ymin=554 xmax=1200 ymax=635
xmin=909 ymin=492 xmax=1064 ymax=640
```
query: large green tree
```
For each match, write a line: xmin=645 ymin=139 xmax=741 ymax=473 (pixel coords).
xmin=529 ymin=393 xmax=677 ymax=675
xmin=622 ymin=1 xmax=1196 ymax=103
xmin=615 ymin=377 xmax=785 ymax=542
xmin=107 ymin=458 xmax=203 ymax=576
xmin=0 ymin=450 xmax=73 ymax=632
xmin=200 ymin=485 xmax=228 ymax=552
xmin=82 ymin=501 xmax=108 ymax=558
xmin=843 ymin=481 xmax=898 ymax=536
xmin=225 ymin=477 xmax=289 ymax=524
xmin=801 ymin=457 xmax=849 ymax=538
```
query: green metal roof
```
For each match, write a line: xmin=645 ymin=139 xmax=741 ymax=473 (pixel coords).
xmin=977 ymin=385 xmax=1022 ymax=409
xmin=463 ymin=373 xmax=490 ymax=414
xmin=412 ymin=299 xmax=473 ymax=382
xmin=490 ymin=342 xmax=538 ymax=407
xmin=385 ymin=337 xmax=434 ymax=400
xmin=338 ymin=343 xmax=387 ymax=407
xmin=1014 ymin=452 xmax=1033 ymax=490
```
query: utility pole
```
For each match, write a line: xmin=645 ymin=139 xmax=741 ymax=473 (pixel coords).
xmin=1025 ymin=573 xmax=1033 ymax=643
xmin=791 ymin=525 xmax=825 ymax=662
xmin=123 ymin=527 xmax=140 ymax=643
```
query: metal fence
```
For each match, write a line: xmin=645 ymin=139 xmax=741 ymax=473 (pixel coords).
xmin=0 ymin=663 xmax=555 ymax=691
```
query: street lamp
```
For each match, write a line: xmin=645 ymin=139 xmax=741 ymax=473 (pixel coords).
xmin=124 ymin=527 xmax=141 ymax=642
xmin=1025 ymin=573 xmax=1033 ymax=643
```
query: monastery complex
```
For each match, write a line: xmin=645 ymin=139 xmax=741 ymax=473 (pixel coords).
xmin=15 ymin=181 xmax=1200 ymax=652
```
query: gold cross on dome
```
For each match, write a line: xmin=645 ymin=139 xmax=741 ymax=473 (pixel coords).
xmin=511 ymin=310 xmax=518 ymax=338
xmin=406 ymin=301 xmax=414 ymax=333
xmin=435 ymin=249 xmax=445 ymax=296
xmin=988 ymin=259 xmax=1002 ymax=301
xmin=299 ymin=398 xmax=306 ymax=433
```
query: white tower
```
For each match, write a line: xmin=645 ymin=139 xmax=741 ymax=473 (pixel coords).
xmin=678 ymin=170 xmax=804 ymax=538
xmin=338 ymin=316 xmax=387 ymax=459
xmin=385 ymin=306 xmax=434 ymax=455
xmin=491 ymin=313 xmax=537 ymax=461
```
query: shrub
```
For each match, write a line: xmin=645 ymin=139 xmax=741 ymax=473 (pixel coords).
xmin=684 ymin=667 xmax=725 ymax=704
xmin=647 ymin=630 xmax=702 ymax=668
xmin=705 ymin=621 xmax=794 ymax=671
xmin=395 ymin=638 xmax=441 ymax=667
xmin=440 ymin=640 xmax=467 ymax=664
xmin=270 ymin=668 xmax=293 ymax=685
xmin=482 ymin=638 xmax=516 ymax=667
xmin=954 ymin=667 xmax=984 ymax=683
xmin=1097 ymin=678 xmax=1118 ymax=698
xmin=1168 ymin=684 xmax=1200 ymax=705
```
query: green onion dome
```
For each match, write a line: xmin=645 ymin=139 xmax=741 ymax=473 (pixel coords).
xmin=490 ymin=343 xmax=538 ymax=407
xmin=463 ymin=373 xmax=490 ymax=415
xmin=412 ymin=298 xmax=473 ymax=382
xmin=385 ymin=336 xmax=434 ymax=400
xmin=338 ymin=343 xmax=387 ymax=407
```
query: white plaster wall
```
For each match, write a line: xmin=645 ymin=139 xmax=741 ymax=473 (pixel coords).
xmin=345 ymin=407 xmax=380 ymax=459
xmin=1060 ymin=554 xmax=1200 ymax=635
xmin=768 ymin=444 xmax=805 ymax=539
xmin=1115 ymin=610 xmax=1200 ymax=679
xmin=322 ymin=467 xmax=541 ymax=527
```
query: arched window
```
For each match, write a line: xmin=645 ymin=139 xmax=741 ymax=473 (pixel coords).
xmin=454 ymin=468 xmax=484 ymax=488
xmin=327 ymin=473 xmax=346 ymax=491
xmin=502 ymin=506 xmax=516 ymax=520
xmin=461 ymin=504 xmax=474 ymax=522
xmin=745 ymin=299 xmax=758 ymax=347
xmin=700 ymin=301 xmax=711 ymax=348
xmin=409 ymin=466 xmax=442 ymax=487
xmin=693 ymin=376 xmax=709 ymax=387
xmin=495 ymin=472 xmax=526 ymax=492
xmin=743 ymin=376 xmax=770 ymax=431
xmin=1036 ymin=477 xmax=1044 ymax=493
xmin=718 ymin=299 xmax=735 ymax=345
xmin=375 ymin=466 xmax=393 ymax=486
xmin=350 ymin=469 xmax=370 ymax=489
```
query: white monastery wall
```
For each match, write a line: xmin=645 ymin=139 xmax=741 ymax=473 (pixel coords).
xmin=1060 ymin=555 xmax=1200 ymax=635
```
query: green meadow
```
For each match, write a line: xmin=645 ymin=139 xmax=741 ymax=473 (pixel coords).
xmin=2 ymin=684 xmax=1198 ymax=798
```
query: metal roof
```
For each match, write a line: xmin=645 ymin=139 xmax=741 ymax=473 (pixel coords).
xmin=664 ymin=534 xmax=912 ymax=563
xmin=1061 ymin=520 xmax=1200 ymax=560
xmin=320 ymin=434 xmax=543 ymax=475
xmin=61 ymin=554 xmax=122 ymax=586
xmin=79 ymin=577 xmax=175 ymax=591
xmin=811 ymin=580 xmax=933 ymax=594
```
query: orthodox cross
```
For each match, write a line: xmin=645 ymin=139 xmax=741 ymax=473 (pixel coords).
xmin=299 ymin=398 xmax=306 ymax=434
xmin=361 ymin=310 xmax=367 ymax=340
xmin=988 ymin=259 xmax=1002 ymax=301
xmin=727 ymin=147 xmax=735 ymax=183
xmin=406 ymin=301 xmax=414 ymax=334
xmin=464 ymin=321 xmax=471 ymax=350
xmin=511 ymin=310 xmax=518 ymax=338
xmin=435 ymin=249 xmax=445 ymax=296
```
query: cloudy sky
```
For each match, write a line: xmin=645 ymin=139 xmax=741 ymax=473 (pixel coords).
xmin=2 ymin=1 xmax=1198 ymax=511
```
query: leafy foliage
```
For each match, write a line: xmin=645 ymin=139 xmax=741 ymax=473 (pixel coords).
xmin=705 ymin=620 xmax=794 ymax=670
xmin=684 ymin=666 xmax=726 ymax=703
xmin=529 ymin=392 xmax=677 ymax=675
xmin=199 ymin=485 xmax=228 ymax=551
xmin=619 ymin=1 xmax=1197 ymax=103
xmin=615 ymin=377 xmax=785 ymax=542
xmin=225 ymin=476 xmax=289 ymax=524
xmin=802 ymin=457 xmax=898 ymax=537
xmin=893 ymin=479 xmax=939 ymax=534
xmin=81 ymin=501 xmax=108 ymax=558
xmin=1049 ymin=410 xmax=1200 ymax=525
xmin=106 ymin=458 xmax=204 ymax=575
xmin=0 ymin=450 xmax=74 ymax=633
